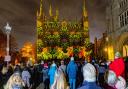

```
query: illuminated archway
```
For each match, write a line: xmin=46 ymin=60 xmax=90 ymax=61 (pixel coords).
xmin=116 ymin=32 xmax=128 ymax=57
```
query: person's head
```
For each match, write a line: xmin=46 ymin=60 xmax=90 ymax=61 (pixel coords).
xmin=115 ymin=52 xmax=121 ymax=59
xmin=61 ymin=60 xmax=64 ymax=65
xmin=107 ymin=70 xmax=117 ymax=87
xmin=44 ymin=63 xmax=48 ymax=68
xmin=5 ymin=72 xmax=25 ymax=89
xmin=115 ymin=76 xmax=126 ymax=89
xmin=70 ymin=57 xmax=74 ymax=61
xmin=83 ymin=63 xmax=96 ymax=82
xmin=12 ymin=73 xmax=22 ymax=84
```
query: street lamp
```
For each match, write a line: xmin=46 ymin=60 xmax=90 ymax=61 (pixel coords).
xmin=4 ymin=22 xmax=11 ymax=62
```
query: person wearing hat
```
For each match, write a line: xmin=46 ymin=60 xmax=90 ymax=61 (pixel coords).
xmin=42 ymin=63 xmax=49 ymax=89
xmin=104 ymin=70 xmax=126 ymax=89
xmin=78 ymin=63 xmax=101 ymax=89
xmin=67 ymin=57 xmax=78 ymax=89
xmin=109 ymin=52 xmax=125 ymax=77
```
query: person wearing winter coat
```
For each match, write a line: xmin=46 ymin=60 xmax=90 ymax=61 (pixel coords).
xmin=48 ymin=62 xmax=57 ymax=87
xmin=4 ymin=72 xmax=25 ymax=89
xmin=21 ymin=67 xmax=31 ymax=88
xmin=104 ymin=70 xmax=126 ymax=89
xmin=67 ymin=57 xmax=78 ymax=89
xmin=42 ymin=63 xmax=49 ymax=89
xmin=109 ymin=52 xmax=125 ymax=77
xmin=77 ymin=63 xmax=101 ymax=89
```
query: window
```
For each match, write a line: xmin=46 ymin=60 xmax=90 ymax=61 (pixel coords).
xmin=120 ymin=0 xmax=128 ymax=8
xmin=119 ymin=9 xmax=128 ymax=27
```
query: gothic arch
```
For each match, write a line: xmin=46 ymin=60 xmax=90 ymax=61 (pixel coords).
xmin=116 ymin=32 xmax=128 ymax=54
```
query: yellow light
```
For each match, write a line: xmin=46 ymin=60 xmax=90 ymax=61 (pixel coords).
xmin=108 ymin=46 xmax=114 ymax=61
xmin=104 ymin=48 xmax=107 ymax=52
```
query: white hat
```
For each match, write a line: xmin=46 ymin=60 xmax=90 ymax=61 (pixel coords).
xmin=83 ymin=63 xmax=96 ymax=82
xmin=115 ymin=52 xmax=121 ymax=59
xmin=70 ymin=57 xmax=74 ymax=61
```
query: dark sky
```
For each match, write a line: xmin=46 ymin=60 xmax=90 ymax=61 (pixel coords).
xmin=0 ymin=0 xmax=107 ymax=48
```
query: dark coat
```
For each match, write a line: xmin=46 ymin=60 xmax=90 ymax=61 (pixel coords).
xmin=77 ymin=81 xmax=101 ymax=89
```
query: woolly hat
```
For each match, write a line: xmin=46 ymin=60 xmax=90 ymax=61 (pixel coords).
xmin=115 ymin=76 xmax=126 ymax=89
xmin=44 ymin=63 xmax=48 ymax=68
xmin=83 ymin=63 xmax=96 ymax=82
xmin=115 ymin=52 xmax=121 ymax=59
xmin=70 ymin=57 xmax=74 ymax=61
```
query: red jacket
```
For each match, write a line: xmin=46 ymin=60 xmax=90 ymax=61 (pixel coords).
xmin=109 ymin=58 xmax=125 ymax=77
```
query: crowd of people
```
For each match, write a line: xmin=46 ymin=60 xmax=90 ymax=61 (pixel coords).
xmin=0 ymin=51 xmax=128 ymax=89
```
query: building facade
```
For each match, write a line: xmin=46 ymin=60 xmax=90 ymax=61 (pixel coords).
xmin=36 ymin=0 xmax=91 ymax=60
xmin=106 ymin=0 xmax=128 ymax=58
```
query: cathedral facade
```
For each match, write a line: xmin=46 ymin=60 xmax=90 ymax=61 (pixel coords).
xmin=36 ymin=0 xmax=90 ymax=60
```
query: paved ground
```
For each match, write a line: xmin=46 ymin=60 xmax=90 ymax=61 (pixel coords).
xmin=36 ymin=83 xmax=44 ymax=89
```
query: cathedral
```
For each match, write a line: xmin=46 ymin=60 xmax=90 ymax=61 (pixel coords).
xmin=36 ymin=0 xmax=90 ymax=60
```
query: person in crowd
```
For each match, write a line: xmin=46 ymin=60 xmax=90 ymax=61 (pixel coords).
xmin=48 ymin=61 xmax=57 ymax=87
xmin=109 ymin=52 xmax=125 ymax=78
xmin=42 ymin=63 xmax=49 ymax=89
xmin=22 ymin=67 xmax=31 ymax=88
xmin=4 ymin=72 xmax=25 ymax=89
xmin=59 ymin=60 xmax=66 ymax=74
xmin=76 ymin=62 xmax=83 ymax=87
xmin=2 ymin=64 xmax=8 ymax=85
xmin=51 ymin=67 xmax=69 ymax=89
xmin=115 ymin=76 xmax=126 ymax=89
xmin=6 ymin=65 xmax=13 ymax=81
xmin=67 ymin=57 xmax=78 ymax=89
xmin=14 ymin=64 xmax=22 ymax=74
xmin=104 ymin=70 xmax=118 ymax=89
xmin=98 ymin=62 xmax=106 ymax=87
xmin=78 ymin=63 xmax=101 ymax=89
xmin=32 ymin=64 xmax=41 ymax=89
xmin=37 ymin=61 xmax=44 ymax=83
xmin=104 ymin=70 xmax=126 ymax=89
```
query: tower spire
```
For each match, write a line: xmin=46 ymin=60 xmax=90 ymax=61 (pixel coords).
xmin=49 ymin=4 xmax=53 ymax=16
xmin=83 ymin=0 xmax=87 ymax=17
xmin=56 ymin=8 xmax=59 ymax=17
xmin=39 ymin=0 xmax=43 ymax=17
xmin=82 ymin=0 xmax=89 ymax=31
xmin=54 ymin=8 xmax=59 ymax=21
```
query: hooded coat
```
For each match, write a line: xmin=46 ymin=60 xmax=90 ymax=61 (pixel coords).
xmin=67 ymin=60 xmax=78 ymax=79
xmin=48 ymin=64 xmax=57 ymax=86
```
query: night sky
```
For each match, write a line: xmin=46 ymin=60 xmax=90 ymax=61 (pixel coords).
xmin=0 ymin=0 xmax=108 ymax=48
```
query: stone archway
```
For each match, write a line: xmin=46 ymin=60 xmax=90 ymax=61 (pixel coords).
xmin=116 ymin=32 xmax=128 ymax=56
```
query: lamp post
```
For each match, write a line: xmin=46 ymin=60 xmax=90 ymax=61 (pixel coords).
xmin=4 ymin=22 xmax=11 ymax=62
